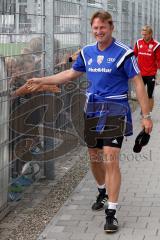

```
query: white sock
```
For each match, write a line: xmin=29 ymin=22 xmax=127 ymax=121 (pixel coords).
xmin=108 ymin=202 xmax=118 ymax=210
xmin=108 ymin=202 xmax=118 ymax=217
xmin=97 ymin=184 xmax=105 ymax=189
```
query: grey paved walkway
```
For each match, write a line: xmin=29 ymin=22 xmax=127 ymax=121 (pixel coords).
xmin=38 ymin=85 xmax=160 ymax=240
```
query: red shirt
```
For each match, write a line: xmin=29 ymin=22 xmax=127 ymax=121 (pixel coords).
xmin=134 ymin=38 xmax=160 ymax=76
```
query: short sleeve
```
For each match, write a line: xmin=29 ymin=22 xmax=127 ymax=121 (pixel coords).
xmin=134 ymin=43 xmax=138 ymax=57
xmin=155 ymin=45 xmax=160 ymax=69
xmin=124 ymin=55 xmax=140 ymax=79
xmin=72 ymin=53 xmax=86 ymax=72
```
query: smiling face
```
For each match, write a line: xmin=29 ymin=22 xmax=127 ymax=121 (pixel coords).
xmin=91 ymin=17 xmax=114 ymax=48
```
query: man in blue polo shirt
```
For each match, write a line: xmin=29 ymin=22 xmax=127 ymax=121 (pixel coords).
xmin=27 ymin=11 xmax=153 ymax=233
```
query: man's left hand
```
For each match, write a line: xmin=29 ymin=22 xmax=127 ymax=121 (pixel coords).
xmin=141 ymin=118 xmax=153 ymax=134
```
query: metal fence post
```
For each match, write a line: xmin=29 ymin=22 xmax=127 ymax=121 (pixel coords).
xmin=81 ymin=0 xmax=87 ymax=46
xmin=158 ymin=0 xmax=160 ymax=40
xmin=117 ymin=0 xmax=122 ymax=40
xmin=44 ymin=0 xmax=54 ymax=75
xmin=147 ymin=0 xmax=151 ymax=25
xmin=141 ymin=0 xmax=145 ymax=27
xmin=128 ymin=0 xmax=133 ymax=46
xmin=43 ymin=0 xmax=55 ymax=180
xmin=155 ymin=0 xmax=159 ymax=40
xmin=15 ymin=0 xmax=19 ymax=35
xmin=0 ymin=56 xmax=9 ymax=218
xmin=102 ymin=0 xmax=107 ymax=10
xmin=133 ymin=0 xmax=138 ymax=44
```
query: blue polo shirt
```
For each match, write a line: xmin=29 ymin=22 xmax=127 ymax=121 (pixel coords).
xmin=72 ymin=38 xmax=140 ymax=135
xmin=73 ymin=38 xmax=139 ymax=97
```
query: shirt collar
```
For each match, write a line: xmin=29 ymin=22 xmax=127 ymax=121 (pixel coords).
xmin=96 ymin=38 xmax=115 ymax=53
xmin=143 ymin=38 xmax=154 ymax=45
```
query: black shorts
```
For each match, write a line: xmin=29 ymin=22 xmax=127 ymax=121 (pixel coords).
xmin=84 ymin=115 xmax=125 ymax=149
xmin=142 ymin=75 xmax=155 ymax=98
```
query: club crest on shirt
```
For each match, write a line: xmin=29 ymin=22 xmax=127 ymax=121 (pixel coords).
xmin=149 ymin=44 xmax=153 ymax=49
xmin=97 ymin=55 xmax=104 ymax=65
xmin=88 ymin=58 xmax=93 ymax=65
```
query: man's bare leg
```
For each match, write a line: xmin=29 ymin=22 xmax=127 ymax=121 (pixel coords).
xmin=149 ymin=98 xmax=154 ymax=112
xmin=103 ymin=146 xmax=121 ymax=233
xmin=88 ymin=148 xmax=108 ymax=211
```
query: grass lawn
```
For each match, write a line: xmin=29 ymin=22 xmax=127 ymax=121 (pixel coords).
xmin=0 ymin=43 xmax=27 ymax=56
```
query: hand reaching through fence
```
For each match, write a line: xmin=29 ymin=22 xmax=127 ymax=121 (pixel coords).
xmin=69 ymin=48 xmax=81 ymax=62
xmin=54 ymin=48 xmax=81 ymax=68
xmin=11 ymin=81 xmax=61 ymax=97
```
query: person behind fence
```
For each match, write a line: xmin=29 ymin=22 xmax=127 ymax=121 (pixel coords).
xmin=9 ymin=55 xmax=41 ymax=173
xmin=28 ymin=37 xmax=43 ymax=76
xmin=134 ymin=25 xmax=160 ymax=112
xmin=26 ymin=11 xmax=153 ymax=233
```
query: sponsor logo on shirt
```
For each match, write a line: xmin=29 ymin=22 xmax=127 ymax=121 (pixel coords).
xmin=88 ymin=67 xmax=112 ymax=73
xmin=97 ymin=55 xmax=104 ymax=65
xmin=107 ymin=58 xmax=115 ymax=63
xmin=88 ymin=58 xmax=93 ymax=65
xmin=139 ymin=52 xmax=152 ymax=56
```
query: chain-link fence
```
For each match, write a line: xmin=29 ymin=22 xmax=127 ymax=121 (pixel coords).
xmin=0 ymin=0 xmax=160 ymax=217
xmin=0 ymin=0 xmax=46 ymax=215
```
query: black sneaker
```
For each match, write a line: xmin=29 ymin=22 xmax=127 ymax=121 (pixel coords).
xmin=104 ymin=209 xmax=118 ymax=233
xmin=92 ymin=193 xmax=108 ymax=211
